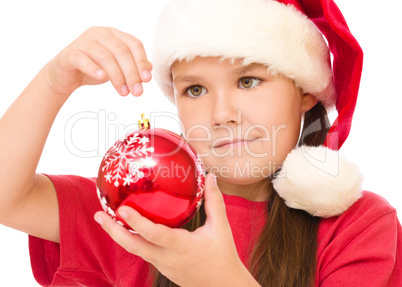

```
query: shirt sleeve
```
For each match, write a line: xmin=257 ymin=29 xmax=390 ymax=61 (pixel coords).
xmin=28 ymin=174 xmax=114 ymax=286
xmin=28 ymin=174 xmax=153 ymax=287
xmin=317 ymin=191 xmax=402 ymax=286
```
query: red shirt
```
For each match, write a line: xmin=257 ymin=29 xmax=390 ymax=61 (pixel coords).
xmin=29 ymin=175 xmax=401 ymax=286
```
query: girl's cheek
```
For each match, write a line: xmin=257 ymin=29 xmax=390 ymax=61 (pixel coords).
xmin=183 ymin=122 xmax=212 ymax=143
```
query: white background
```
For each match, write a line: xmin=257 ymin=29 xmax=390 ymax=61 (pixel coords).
xmin=0 ymin=1 xmax=401 ymax=286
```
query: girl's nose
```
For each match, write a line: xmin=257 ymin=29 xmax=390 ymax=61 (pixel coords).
xmin=211 ymin=89 xmax=241 ymax=128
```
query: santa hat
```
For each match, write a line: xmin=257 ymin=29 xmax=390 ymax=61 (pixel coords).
xmin=152 ymin=0 xmax=364 ymax=217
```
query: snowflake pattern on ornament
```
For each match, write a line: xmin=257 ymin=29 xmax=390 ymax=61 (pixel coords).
xmin=195 ymin=155 xmax=206 ymax=210
xmin=97 ymin=188 xmax=116 ymax=219
xmin=101 ymin=133 xmax=154 ymax=187
xmin=196 ymin=173 xmax=205 ymax=208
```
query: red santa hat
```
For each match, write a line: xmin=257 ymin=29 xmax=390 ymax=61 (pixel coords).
xmin=152 ymin=0 xmax=364 ymax=217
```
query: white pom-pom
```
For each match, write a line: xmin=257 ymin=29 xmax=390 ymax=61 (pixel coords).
xmin=272 ymin=146 xmax=363 ymax=217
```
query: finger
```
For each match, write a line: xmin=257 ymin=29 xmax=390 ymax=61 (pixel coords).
xmin=82 ymin=42 xmax=129 ymax=96
xmin=112 ymin=29 xmax=153 ymax=83
xmin=203 ymin=173 xmax=229 ymax=228
xmin=117 ymin=206 xmax=184 ymax=248
xmin=94 ymin=211 xmax=162 ymax=262
xmin=65 ymin=49 xmax=106 ymax=81
xmin=97 ymin=31 xmax=144 ymax=96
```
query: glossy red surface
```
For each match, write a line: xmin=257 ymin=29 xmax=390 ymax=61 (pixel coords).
xmin=97 ymin=128 xmax=205 ymax=229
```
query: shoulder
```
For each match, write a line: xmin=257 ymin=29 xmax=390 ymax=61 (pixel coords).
xmin=317 ymin=190 xmax=399 ymax=257
xmin=351 ymin=190 xmax=395 ymax=212
xmin=321 ymin=190 xmax=395 ymax=225
xmin=317 ymin=190 xmax=399 ymax=258
xmin=318 ymin=191 xmax=397 ymax=239
xmin=342 ymin=190 xmax=395 ymax=221
xmin=316 ymin=191 xmax=402 ymax=285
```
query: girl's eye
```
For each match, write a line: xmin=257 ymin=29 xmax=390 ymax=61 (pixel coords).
xmin=239 ymin=77 xmax=261 ymax=89
xmin=185 ymin=85 xmax=207 ymax=97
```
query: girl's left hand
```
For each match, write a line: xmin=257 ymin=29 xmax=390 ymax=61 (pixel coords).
xmin=94 ymin=173 xmax=260 ymax=287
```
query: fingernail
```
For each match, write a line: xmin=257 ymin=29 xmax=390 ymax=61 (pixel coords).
xmin=119 ymin=208 xmax=129 ymax=219
xmin=133 ymin=83 xmax=143 ymax=96
xmin=141 ymin=70 xmax=151 ymax=81
xmin=95 ymin=216 xmax=104 ymax=225
xmin=95 ymin=69 xmax=104 ymax=77
xmin=209 ymin=173 xmax=217 ymax=186
xmin=121 ymin=84 xmax=129 ymax=95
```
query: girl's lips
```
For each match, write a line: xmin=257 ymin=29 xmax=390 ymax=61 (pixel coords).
xmin=213 ymin=138 xmax=259 ymax=149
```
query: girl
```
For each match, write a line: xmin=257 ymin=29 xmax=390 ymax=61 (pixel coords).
xmin=0 ymin=0 xmax=401 ymax=286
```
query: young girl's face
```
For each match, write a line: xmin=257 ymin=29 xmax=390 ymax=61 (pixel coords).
xmin=171 ymin=57 xmax=317 ymax=198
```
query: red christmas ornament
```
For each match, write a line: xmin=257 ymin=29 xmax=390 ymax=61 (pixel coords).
xmin=97 ymin=114 xmax=205 ymax=231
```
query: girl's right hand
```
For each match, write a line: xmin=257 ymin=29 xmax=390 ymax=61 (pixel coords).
xmin=44 ymin=27 xmax=152 ymax=98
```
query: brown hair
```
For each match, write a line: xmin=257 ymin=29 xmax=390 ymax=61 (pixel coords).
xmin=151 ymin=101 xmax=330 ymax=287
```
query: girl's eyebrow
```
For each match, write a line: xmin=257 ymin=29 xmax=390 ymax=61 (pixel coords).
xmin=173 ymin=75 xmax=202 ymax=83
xmin=173 ymin=63 xmax=265 ymax=83
xmin=231 ymin=63 xmax=265 ymax=75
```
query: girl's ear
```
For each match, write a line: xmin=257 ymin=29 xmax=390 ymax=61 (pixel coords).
xmin=301 ymin=93 xmax=319 ymax=113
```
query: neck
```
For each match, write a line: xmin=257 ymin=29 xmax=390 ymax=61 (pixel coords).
xmin=217 ymin=178 xmax=271 ymax=202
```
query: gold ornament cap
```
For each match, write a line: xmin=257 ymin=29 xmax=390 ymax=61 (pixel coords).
xmin=138 ymin=113 xmax=150 ymax=131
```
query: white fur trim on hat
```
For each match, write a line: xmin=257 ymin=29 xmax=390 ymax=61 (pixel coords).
xmin=272 ymin=146 xmax=363 ymax=217
xmin=153 ymin=0 xmax=335 ymax=108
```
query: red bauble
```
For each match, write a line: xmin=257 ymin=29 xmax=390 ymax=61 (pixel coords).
xmin=97 ymin=116 xmax=205 ymax=231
